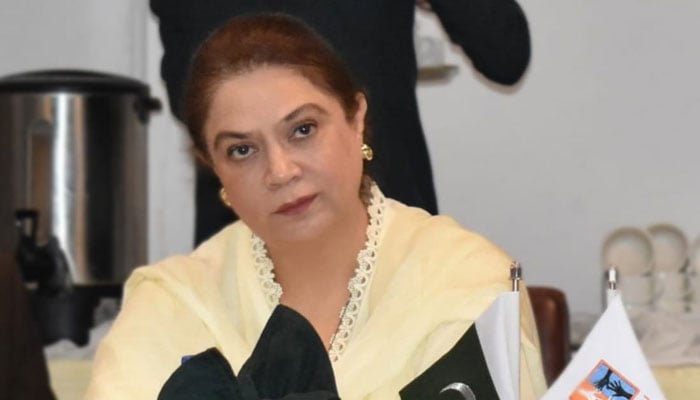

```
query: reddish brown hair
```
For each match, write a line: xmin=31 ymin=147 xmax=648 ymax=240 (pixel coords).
xmin=184 ymin=13 xmax=369 ymax=161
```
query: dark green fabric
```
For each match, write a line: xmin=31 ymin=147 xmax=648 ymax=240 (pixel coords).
xmin=158 ymin=305 xmax=339 ymax=400
xmin=399 ymin=324 xmax=500 ymax=400
xmin=238 ymin=305 xmax=338 ymax=399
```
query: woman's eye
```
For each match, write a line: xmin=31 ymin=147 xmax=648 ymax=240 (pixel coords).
xmin=292 ymin=123 xmax=316 ymax=138
xmin=226 ymin=144 xmax=255 ymax=160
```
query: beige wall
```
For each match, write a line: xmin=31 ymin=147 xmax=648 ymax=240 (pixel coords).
xmin=417 ymin=1 xmax=700 ymax=315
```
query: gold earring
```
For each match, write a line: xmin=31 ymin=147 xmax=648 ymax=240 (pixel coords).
xmin=219 ymin=187 xmax=231 ymax=208
xmin=361 ymin=143 xmax=374 ymax=161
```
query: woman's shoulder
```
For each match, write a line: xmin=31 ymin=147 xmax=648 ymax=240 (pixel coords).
xmin=124 ymin=221 xmax=250 ymax=294
xmin=382 ymin=198 xmax=513 ymax=284
xmin=385 ymin=198 xmax=509 ymax=254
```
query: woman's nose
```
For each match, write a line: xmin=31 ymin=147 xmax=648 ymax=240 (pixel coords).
xmin=264 ymin=146 xmax=301 ymax=189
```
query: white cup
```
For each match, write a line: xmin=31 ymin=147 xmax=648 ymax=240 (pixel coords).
xmin=618 ymin=273 xmax=655 ymax=306
xmin=655 ymin=299 xmax=687 ymax=313
xmin=625 ymin=303 xmax=653 ymax=322
xmin=688 ymin=301 xmax=700 ymax=314
xmin=687 ymin=271 xmax=700 ymax=304
xmin=654 ymin=271 xmax=691 ymax=302
xmin=689 ymin=235 xmax=700 ymax=274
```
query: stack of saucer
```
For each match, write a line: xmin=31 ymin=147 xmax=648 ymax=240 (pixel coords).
xmin=602 ymin=227 xmax=655 ymax=318
xmin=688 ymin=237 xmax=700 ymax=313
xmin=602 ymin=223 xmax=698 ymax=316
xmin=647 ymin=223 xmax=690 ymax=313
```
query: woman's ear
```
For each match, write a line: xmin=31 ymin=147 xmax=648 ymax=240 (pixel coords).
xmin=353 ymin=93 xmax=368 ymax=140
xmin=193 ymin=146 xmax=213 ymax=169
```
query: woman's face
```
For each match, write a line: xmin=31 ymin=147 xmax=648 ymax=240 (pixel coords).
xmin=203 ymin=66 xmax=367 ymax=245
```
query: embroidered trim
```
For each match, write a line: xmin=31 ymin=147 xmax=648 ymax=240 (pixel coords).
xmin=251 ymin=184 xmax=386 ymax=362
xmin=251 ymin=236 xmax=282 ymax=307
xmin=328 ymin=185 xmax=384 ymax=361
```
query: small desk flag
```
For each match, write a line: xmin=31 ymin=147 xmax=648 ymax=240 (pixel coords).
xmin=541 ymin=295 xmax=666 ymax=400
xmin=400 ymin=292 xmax=520 ymax=400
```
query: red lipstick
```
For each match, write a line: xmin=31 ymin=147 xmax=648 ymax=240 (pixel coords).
xmin=274 ymin=194 xmax=317 ymax=215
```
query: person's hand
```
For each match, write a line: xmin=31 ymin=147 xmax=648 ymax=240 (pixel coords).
xmin=608 ymin=380 xmax=633 ymax=399
xmin=593 ymin=368 xmax=613 ymax=391
xmin=416 ymin=0 xmax=432 ymax=11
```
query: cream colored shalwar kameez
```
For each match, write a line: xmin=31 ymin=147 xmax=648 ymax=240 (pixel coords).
xmin=87 ymin=192 xmax=546 ymax=399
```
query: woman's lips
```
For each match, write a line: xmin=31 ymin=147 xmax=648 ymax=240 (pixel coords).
xmin=274 ymin=194 xmax=317 ymax=215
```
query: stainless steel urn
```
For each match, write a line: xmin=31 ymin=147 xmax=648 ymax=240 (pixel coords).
xmin=0 ymin=70 xmax=160 ymax=288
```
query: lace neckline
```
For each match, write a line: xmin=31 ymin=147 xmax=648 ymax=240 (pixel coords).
xmin=251 ymin=184 xmax=386 ymax=362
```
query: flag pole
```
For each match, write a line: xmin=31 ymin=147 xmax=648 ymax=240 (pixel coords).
xmin=510 ymin=261 xmax=522 ymax=400
xmin=606 ymin=265 xmax=618 ymax=307
xmin=510 ymin=260 xmax=522 ymax=292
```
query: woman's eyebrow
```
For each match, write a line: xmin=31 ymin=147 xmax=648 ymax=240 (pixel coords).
xmin=212 ymin=104 xmax=329 ymax=149
xmin=282 ymin=103 xmax=329 ymax=123
xmin=213 ymin=131 xmax=248 ymax=151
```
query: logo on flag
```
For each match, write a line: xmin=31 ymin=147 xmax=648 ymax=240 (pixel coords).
xmin=570 ymin=360 xmax=645 ymax=400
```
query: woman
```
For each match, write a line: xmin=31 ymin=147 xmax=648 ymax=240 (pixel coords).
xmin=150 ymin=0 xmax=531 ymax=245
xmin=87 ymin=14 xmax=545 ymax=399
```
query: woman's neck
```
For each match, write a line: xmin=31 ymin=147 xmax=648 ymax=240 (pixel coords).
xmin=262 ymin=195 xmax=371 ymax=347
xmin=267 ymin=199 xmax=369 ymax=292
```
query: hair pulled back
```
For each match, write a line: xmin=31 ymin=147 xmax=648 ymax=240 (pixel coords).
xmin=184 ymin=13 xmax=368 ymax=161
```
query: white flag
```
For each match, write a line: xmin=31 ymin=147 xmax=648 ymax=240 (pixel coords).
xmin=476 ymin=291 xmax=520 ymax=400
xmin=399 ymin=291 xmax=520 ymax=400
xmin=542 ymin=295 xmax=666 ymax=400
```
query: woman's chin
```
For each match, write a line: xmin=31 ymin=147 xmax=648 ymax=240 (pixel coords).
xmin=262 ymin=217 xmax=330 ymax=246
